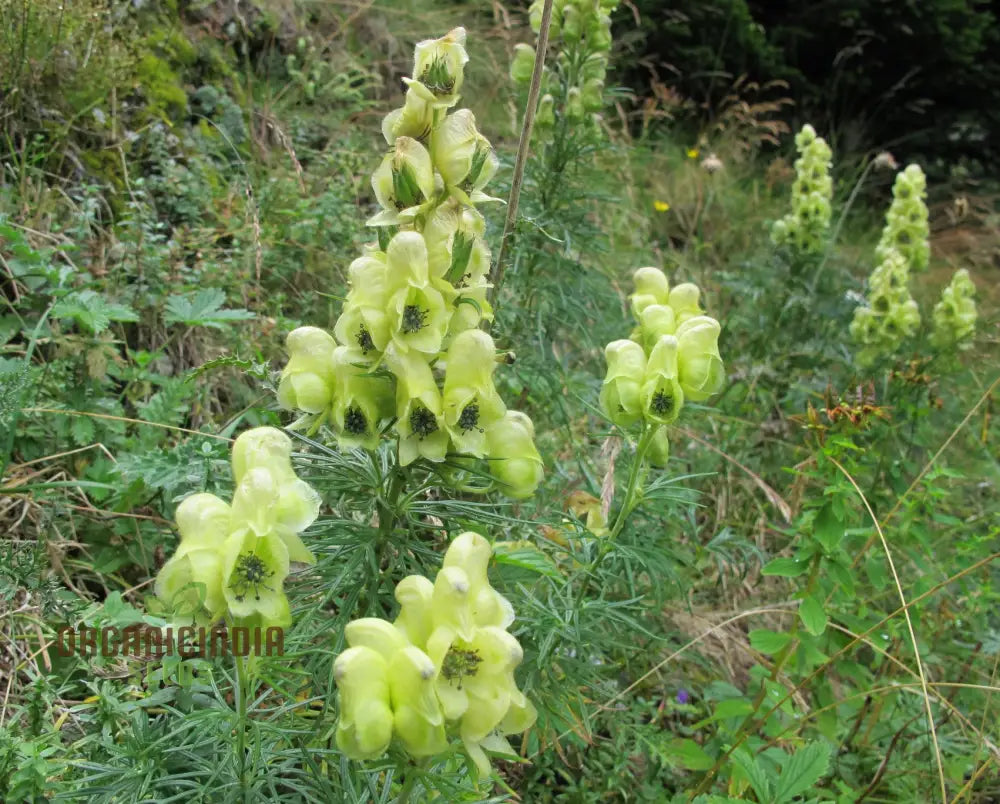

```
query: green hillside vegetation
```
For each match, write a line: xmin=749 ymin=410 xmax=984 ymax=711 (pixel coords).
xmin=1 ymin=1 xmax=998 ymax=801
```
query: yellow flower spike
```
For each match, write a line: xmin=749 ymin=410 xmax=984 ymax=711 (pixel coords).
xmin=175 ymin=492 xmax=231 ymax=545
xmin=675 ymin=315 xmax=725 ymax=402
xmin=429 ymin=109 xmax=500 ymax=205
xmin=334 ymin=646 xmax=394 ymax=761
xmin=442 ymin=330 xmax=507 ymax=457
xmin=219 ymin=525 xmax=292 ymax=628
xmin=368 ymin=137 xmax=435 ymax=227
xmin=667 ymin=282 xmax=703 ymax=324
xmin=443 ymin=531 xmax=514 ymax=628
xmin=600 ymin=339 xmax=646 ymax=426
xmin=394 ymin=574 xmax=436 ymax=648
xmin=388 ymin=645 xmax=448 ymax=757
xmin=408 ymin=27 xmax=469 ymax=108
xmin=345 ymin=617 xmax=410 ymax=659
xmin=277 ymin=327 xmax=337 ymax=415
xmin=386 ymin=347 xmax=450 ymax=465
xmin=485 ymin=410 xmax=544 ymax=499
xmin=931 ymin=268 xmax=977 ymax=348
xmin=641 ymin=334 xmax=685 ymax=424
xmin=381 ymin=86 xmax=436 ymax=144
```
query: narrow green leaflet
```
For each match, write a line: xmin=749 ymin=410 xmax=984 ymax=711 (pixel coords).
xmin=762 ymin=556 xmax=810 ymax=577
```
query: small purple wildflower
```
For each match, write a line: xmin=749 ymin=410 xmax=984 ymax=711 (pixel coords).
xmin=676 ymin=688 xmax=690 ymax=705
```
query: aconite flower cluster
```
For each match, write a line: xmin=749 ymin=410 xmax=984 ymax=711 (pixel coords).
xmin=771 ymin=124 xmax=833 ymax=254
xmin=849 ymin=249 xmax=920 ymax=366
xmin=600 ymin=266 xmax=725 ymax=464
xmin=276 ymin=29 xmax=543 ymax=499
xmin=510 ymin=0 xmax=619 ymax=140
xmin=931 ymin=268 xmax=977 ymax=349
xmin=334 ymin=531 xmax=536 ymax=776
xmin=153 ymin=428 xmax=319 ymax=631
xmin=875 ymin=164 xmax=930 ymax=273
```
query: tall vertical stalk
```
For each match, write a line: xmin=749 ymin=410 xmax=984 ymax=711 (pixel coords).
xmin=488 ymin=0 xmax=554 ymax=312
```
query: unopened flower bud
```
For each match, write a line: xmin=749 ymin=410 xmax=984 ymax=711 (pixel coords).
xmin=566 ymin=87 xmax=584 ymax=120
xmin=510 ymin=43 xmax=535 ymax=84
xmin=334 ymin=646 xmax=394 ymax=760
xmin=277 ymin=326 xmax=337 ymax=414
xmin=536 ymin=94 xmax=556 ymax=128
xmin=600 ymin=339 xmax=646 ymax=426
xmin=486 ymin=411 xmax=543 ymax=498
xmin=675 ymin=315 xmax=725 ymax=401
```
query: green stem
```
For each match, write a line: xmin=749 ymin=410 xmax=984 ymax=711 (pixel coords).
xmin=377 ymin=461 xmax=408 ymax=543
xmin=395 ymin=757 xmax=429 ymax=803
xmin=488 ymin=0 xmax=555 ymax=312
xmin=587 ymin=424 xmax=660 ymax=581
xmin=810 ymin=160 xmax=874 ymax=293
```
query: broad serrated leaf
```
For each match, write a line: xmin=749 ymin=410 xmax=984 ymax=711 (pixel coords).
xmin=70 ymin=414 xmax=95 ymax=446
xmin=690 ymin=696 xmax=754 ymax=729
xmin=774 ymin=742 xmax=831 ymax=803
xmin=799 ymin=595 xmax=828 ymax=636
xmin=732 ymin=747 xmax=773 ymax=801
xmin=52 ymin=290 xmax=138 ymax=335
xmin=164 ymin=288 xmax=255 ymax=329
xmin=750 ymin=629 xmax=793 ymax=654
xmin=666 ymin=738 xmax=715 ymax=771
xmin=813 ymin=504 xmax=844 ymax=553
xmin=0 ymin=357 xmax=29 ymax=420
xmin=762 ymin=556 xmax=810 ymax=577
